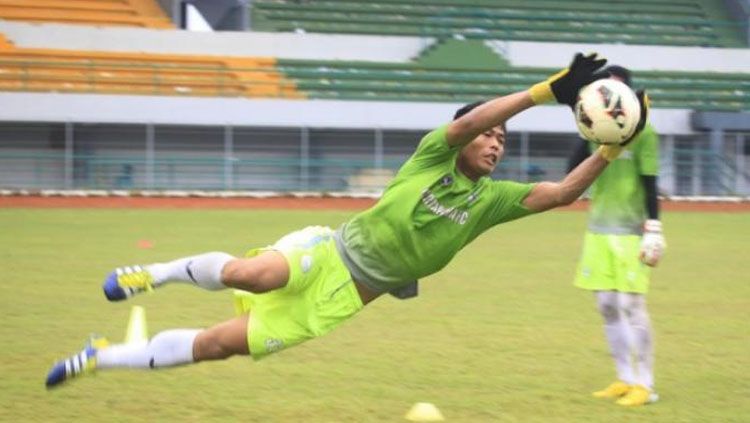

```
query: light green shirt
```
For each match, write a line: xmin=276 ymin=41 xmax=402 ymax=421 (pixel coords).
xmin=335 ymin=124 xmax=536 ymax=293
xmin=588 ymin=123 xmax=660 ymax=235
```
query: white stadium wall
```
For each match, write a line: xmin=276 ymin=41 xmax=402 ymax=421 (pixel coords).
xmin=490 ymin=41 xmax=750 ymax=74
xmin=0 ymin=92 xmax=693 ymax=135
xmin=0 ymin=21 xmax=432 ymax=62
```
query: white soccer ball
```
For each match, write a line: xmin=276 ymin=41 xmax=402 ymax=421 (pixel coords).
xmin=574 ymin=79 xmax=641 ymax=145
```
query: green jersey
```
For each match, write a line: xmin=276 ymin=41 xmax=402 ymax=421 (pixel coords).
xmin=335 ymin=124 xmax=536 ymax=293
xmin=587 ymin=123 xmax=659 ymax=235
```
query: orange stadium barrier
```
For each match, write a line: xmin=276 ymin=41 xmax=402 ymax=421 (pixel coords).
xmin=0 ymin=44 xmax=303 ymax=99
xmin=0 ymin=0 xmax=173 ymax=29
xmin=0 ymin=33 xmax=13 ymax=49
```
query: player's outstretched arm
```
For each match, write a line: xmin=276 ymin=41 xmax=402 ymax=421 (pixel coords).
xmin=446 ymin=53 xmax=607 ymax=147
xmin=446 ymin=91 xmax=534 ymax=147
xmin=522 ymin=145 xmax=622 ymax=213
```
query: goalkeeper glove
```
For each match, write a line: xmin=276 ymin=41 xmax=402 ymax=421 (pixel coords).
xmin=620 ymin=90 xmax=650 ymax=146
xmin=528 ymin=52 xmax=608 ymax=107
xmin=597 ymin=144 xmax=623 ymax=162
xmin=640 ymin=219 xmax=666 ymax=267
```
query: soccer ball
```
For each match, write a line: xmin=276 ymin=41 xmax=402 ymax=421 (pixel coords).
xmin=574 ymin=79 xmax=641 ymax=145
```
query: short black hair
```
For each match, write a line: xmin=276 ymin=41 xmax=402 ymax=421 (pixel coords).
xmin=453 ymin=100 xmax=485 ymax=120
xmin=603 ymin=65 xmax=632 ymax=87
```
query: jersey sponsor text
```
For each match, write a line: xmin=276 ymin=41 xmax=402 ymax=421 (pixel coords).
xmin=421 ymin=189 xmax=469 ymax=225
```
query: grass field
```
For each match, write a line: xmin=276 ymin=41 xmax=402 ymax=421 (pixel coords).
xmin=1 ymin=208 xmax=748 ymax=422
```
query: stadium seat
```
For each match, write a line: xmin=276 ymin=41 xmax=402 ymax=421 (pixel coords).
xmin=0 ymin=0 xmax=173 ymax=29
xmin=0 ymin=45 xmax=302 ymax=98
xmin=0 ymin=31 xmax=745 ymax=110
xmin=251 ymin=0 xmax=746 ymax=48
xmin=276 ymin=58 xmax=750 ymax=111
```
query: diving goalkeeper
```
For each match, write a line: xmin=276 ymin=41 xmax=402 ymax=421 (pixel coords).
xmin=45 ymin=54 xmax=647 ymax=391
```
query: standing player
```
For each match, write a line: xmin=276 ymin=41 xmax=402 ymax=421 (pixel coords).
xmin=568 ymin=66 xmax=665 ymax=406
xmin=45 ymin=54 xmax=647 ymax=390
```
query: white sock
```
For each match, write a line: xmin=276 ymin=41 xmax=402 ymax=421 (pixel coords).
xmin=146 ymin=252 xmax=233 ymax=291
xmin=603 ymin=321 xmax=636 ymax=384
xmin=96 ymin=329 xmax=200 ymax=370
xmin=596 ymin=291 xmax=635 ymax=384
xmin=620 ymin=293 xmax=654 ymax=389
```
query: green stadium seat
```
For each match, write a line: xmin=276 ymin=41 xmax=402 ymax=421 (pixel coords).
xmin=277 ymin=58 xmax=750 ymax=111
xmin=251 ymin=0 xmax=746 ymax=48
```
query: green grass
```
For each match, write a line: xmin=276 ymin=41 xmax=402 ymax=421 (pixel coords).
xmin=1 ymin=208 xmax=748 ymax=422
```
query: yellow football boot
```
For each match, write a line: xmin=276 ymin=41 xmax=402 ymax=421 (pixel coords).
xmin=616 ymin=384 xmax=659 ymax=406
xmin=103 ymin=265 xmax=154 ymax=301
xmin=592 ymin=381 xmax=631 ymax=399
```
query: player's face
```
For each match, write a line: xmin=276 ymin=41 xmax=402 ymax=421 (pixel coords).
xmin=458 ymin=125 xmax=505 ymax=180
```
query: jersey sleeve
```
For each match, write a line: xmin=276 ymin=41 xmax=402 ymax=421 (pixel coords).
xmin=486 ymin=180 xmax=537 ymax=225
xmin=398 ymin=124 xmax=459 ymax=176
xmin=636 ymin=124 xmax=660 ymax=176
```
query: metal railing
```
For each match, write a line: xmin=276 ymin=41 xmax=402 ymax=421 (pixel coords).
xmin=0 ymin=123 xmax=746 ymax=196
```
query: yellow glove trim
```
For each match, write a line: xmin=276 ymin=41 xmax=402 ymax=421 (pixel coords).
xmin=528 ymin=82 xmax=553 ymax=105
xmin=597 ymin=145 xmax=623 ymax=162
xmin=528 ymin=68 xmax=567 ymax=105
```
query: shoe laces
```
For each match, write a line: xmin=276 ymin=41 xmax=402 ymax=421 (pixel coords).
xmin=87 ymin=334 xmax=110 ymax=350
xmin=116 ymin=266 xmax=154 ymax=291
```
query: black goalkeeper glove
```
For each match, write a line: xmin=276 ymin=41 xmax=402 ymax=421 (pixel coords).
xmin=529 ymin=52 xmax=608 ymax=107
